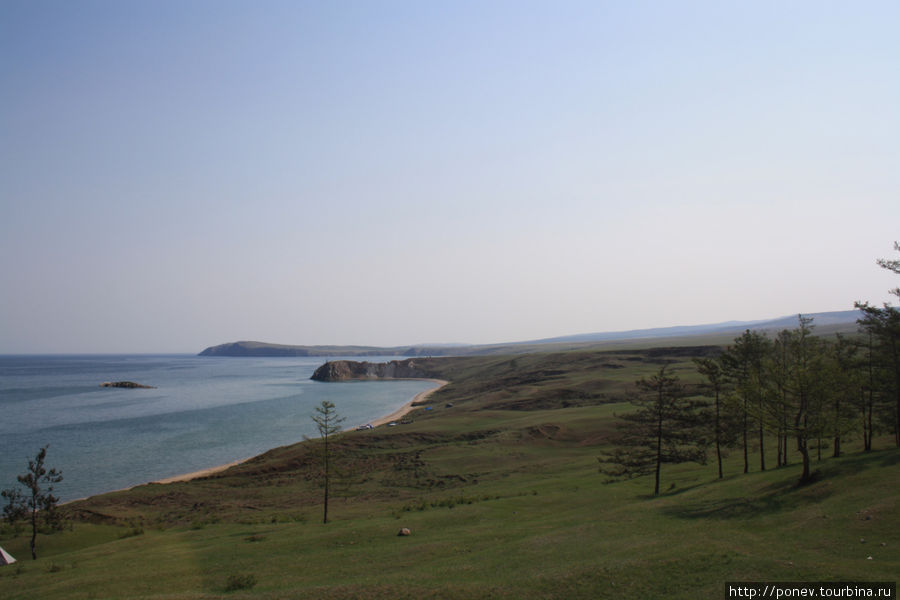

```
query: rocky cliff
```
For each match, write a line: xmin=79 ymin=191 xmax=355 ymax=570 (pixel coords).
xmin=310 ymin=359 xmax=436 ymax=382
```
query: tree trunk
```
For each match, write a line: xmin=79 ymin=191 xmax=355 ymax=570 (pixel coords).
xmin=654 ymin=403 xmax=663 ymax=496
xmin=798 ymin=438 xmax=811 ymax=483
xmin=892 ymin=337 xmax=900 ymax=447
xmin=781 ymin=392 xmax=790 ymax=466
xmin=889 ymin=335 xmax=900 ymax=447
xmin=758 ymin=410 xmax=766 ymax=471
xmin=742 ymin=400 xmax=749 ymax=474
xmin=896 ymin=385 xmax=900 ymax=448
xmin=862 ymin=405 xmax=870 ymax=452
xmin=833 ymin=392 xmax=842 ymax=458
xmin=865 ymin=336 xmax=874 ymax=452
xmin=795 ymin=401 xmax=811 ymax=484
xmin=323 ymin=433 xmax=330 ymax=524
xmin=30 ymin=506 xmax=37 ymax=560
xmin=866 ymin=395 xmax=873 ymax=452
xmin=715 ymin=389 xmax=723 ymax=480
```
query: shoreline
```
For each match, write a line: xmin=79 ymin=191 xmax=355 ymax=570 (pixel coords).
xmin=355 ymin=378 xmax=448 ymax=430
xmin=144 ymin=378 xmax=449 ymax=486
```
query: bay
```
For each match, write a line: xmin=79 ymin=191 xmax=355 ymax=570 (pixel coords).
xmin=0 ymin=354 xmax=437 ymax=502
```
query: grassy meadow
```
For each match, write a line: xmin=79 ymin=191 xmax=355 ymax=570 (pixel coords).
xmin=1 ymin=347 xmax=897 ymax=599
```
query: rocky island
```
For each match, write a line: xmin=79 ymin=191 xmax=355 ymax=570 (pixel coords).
xmin=100 ymin=381 xmax=156 ymax=389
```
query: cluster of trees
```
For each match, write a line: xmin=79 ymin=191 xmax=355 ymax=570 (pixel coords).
xmin=601 ymin=242 xmax=900 ymax=494
xmin=700 ymin=315 xmax=899 ymax=485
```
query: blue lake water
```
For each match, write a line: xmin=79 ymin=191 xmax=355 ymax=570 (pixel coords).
xmin=0 ymin=355 xmax=437 ymax=502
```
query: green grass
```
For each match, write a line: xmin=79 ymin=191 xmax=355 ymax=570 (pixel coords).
xmin=1 ymin=346 xmax=897 ymax=599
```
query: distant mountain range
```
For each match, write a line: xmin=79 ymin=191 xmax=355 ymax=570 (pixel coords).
xmin=197 ymin=310 xmax=864 ymax=357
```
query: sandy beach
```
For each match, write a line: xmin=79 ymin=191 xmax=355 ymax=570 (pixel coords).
xmin=152 ymin=458 xmax=251 ymax=484
xmin=149 ymin=378 xmax=449 ymax=485
xmin=361 ymin=378 xmax=448 ymax=429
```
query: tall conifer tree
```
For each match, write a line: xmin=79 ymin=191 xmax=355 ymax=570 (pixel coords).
xmin=693 ymin=357 xmax=730 ymax=479
xmin=311 ymin=401 xmax=345 ymax=524
xmin=599 ymin=365 xmax=707 ymax=495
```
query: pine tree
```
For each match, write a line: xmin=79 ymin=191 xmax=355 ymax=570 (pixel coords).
xmin=1 ymin=445 xmax=64 ymax=559
xmin=599 ymin=364 xmax=707 ymax=495
xmin=311 ymin=401 xmax=345 ymax=524
xmin=784 ymin=316 xmax=826 ymax=483
xmin=693 ymin=357 xmax=731 ymax=479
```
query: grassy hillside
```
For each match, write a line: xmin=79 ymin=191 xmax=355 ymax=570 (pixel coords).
xmin=1 ymin=347 xmax=897 ymax=599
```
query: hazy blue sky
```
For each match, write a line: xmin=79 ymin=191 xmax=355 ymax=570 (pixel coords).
xmin=2 ymin=1 xmax=898 ymax=353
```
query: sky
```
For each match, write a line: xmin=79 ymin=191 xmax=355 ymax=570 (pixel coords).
xmin=1 ymin=1 xmax=898 ymax=353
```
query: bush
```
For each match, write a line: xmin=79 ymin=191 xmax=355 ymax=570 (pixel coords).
xmin=45 ymin=562 xmax=63 ymax=573
xmin=225 ymin=573 xmax=258 ymax=592
xmin=119 ymin=519 xmax=144 ymax=539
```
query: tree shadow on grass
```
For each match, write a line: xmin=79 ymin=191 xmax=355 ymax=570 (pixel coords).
xmin=661 ymin=448 xmax=899 ymax=521
xmin=659 ymin=473 xmax=833 ymax=520
xmin=877 ymin=450 xmax=900 ymax=467
xmin=660 ymin=492 xmax=790 ymax=520
xmin=632 ymin=481 xmax=708 ymax=501
xmin=804 ymin=446 xmax=900 ymax=477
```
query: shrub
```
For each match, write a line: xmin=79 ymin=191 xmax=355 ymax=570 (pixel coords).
xmin=224 ymin=573 xmax=258 ymax=592
xmin=119 ymin=519 xmax=145 ymax=538
xmin=45 ymin=562 xmax=63 ymax=573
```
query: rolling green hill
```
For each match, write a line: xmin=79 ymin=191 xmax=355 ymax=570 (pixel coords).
xmin=1 ymin=346 xmax=896 ymax=599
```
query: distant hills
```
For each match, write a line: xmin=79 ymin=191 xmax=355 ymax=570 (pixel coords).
xmin=522 ymin=309 xmax=863 ymax=345
xmin=197 ymin=310 xmax=863 ymax=357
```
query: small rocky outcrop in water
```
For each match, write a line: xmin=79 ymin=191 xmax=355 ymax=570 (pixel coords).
xmin=100 ymin=381 xmax=156 ymax=389
xmin=310 ymin=359 xmax=432 ymax=382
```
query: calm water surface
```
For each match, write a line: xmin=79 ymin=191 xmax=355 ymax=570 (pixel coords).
xmin=0 ymin=355 xmax=437 ymax=501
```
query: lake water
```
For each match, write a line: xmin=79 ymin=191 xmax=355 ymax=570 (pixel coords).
xmin=0 ymin=354 xmax=438 ymax=502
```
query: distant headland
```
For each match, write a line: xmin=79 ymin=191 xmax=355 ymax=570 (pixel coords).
xmin=197 ymin=340 xmax=441 ymax=357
